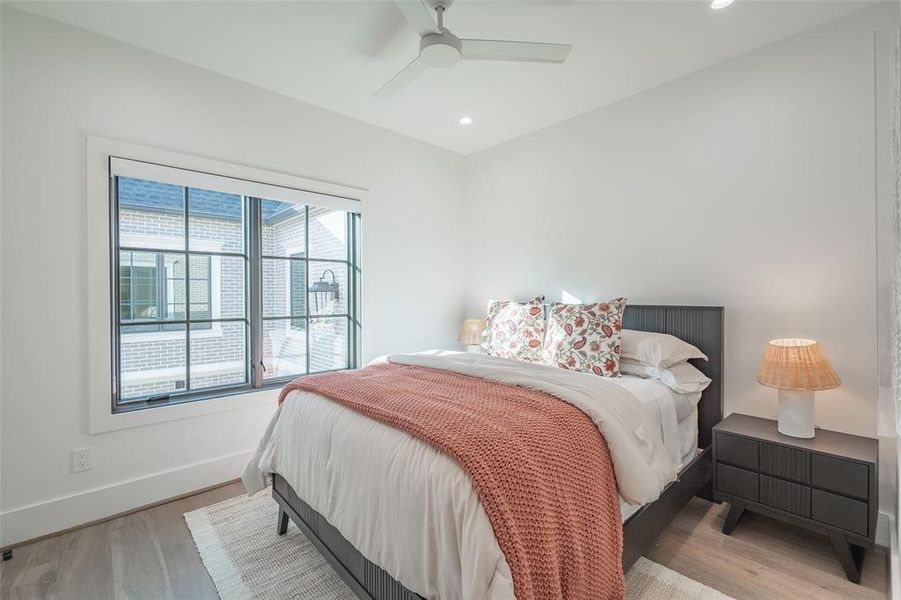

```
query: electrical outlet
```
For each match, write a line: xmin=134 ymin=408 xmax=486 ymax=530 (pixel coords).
xmin=72 ymin=448 xmax=92 ymax=473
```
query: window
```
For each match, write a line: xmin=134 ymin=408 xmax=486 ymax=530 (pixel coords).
xmin=119 ymin=251 xmax=211 ymax=332
xmin=110 ymin=160 xmax=361 ymax=412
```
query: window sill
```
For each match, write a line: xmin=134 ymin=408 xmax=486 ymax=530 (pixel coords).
xmin=89 ymin=386 xmax=278 ymax=434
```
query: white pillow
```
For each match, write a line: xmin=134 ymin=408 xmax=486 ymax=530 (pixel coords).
xmin=620 ymin=358 xmax=711 ymax=394
xmin=620 ymin=330 xmax=707 ymax=369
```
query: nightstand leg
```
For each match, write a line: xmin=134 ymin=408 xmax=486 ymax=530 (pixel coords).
xmin=277 ymin=508 xmax=289 ymax=535
xmin=827 ymin=530 xmax=865 ymax=584
xmin=721 ymin=500 xmax=746 ymax=535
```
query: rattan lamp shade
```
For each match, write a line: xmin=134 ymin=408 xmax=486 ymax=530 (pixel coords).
xmin=756 ymin=339 xmax=841 ymax=392
xmin=457 ymin=319 xmax=486 ymax=345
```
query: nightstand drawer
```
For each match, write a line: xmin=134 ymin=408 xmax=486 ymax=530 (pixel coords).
xmin=811 ymin=489 xmax=868 ymax=536
xmin=759 ymin=474 xmax=810 ymax=517
xmin=717 ymin=464 xmax=758 ymax=501
xmin=811 ymin=455 xmax=869 ymax=500
xmin=717 ymin=433 xmax=758 ymax=471
xmin=759 ymin=442 xmax=809 ymax=483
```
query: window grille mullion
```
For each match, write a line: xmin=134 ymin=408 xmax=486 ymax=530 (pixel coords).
xmin=248 ymin=197 xmax=263 ymax=388
xmin=305 ymin=205 xmax=311 ymax=376
xmin=111 ymin=174 xmax=121 ymax=407
xmin=347 ymin=212 xmax=353 ymax=370
xmin=184 ymin=187 xmax=191 ymax=392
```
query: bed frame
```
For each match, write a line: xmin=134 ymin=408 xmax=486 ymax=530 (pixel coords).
xmin=272 ymin=304 xmax=724 ymax=600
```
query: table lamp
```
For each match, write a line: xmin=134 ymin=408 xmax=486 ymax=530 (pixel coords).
xmin=756 ymin=338 xmax=841 ymax=439
xmin=457 ymin=319 xmax=486 ymax=353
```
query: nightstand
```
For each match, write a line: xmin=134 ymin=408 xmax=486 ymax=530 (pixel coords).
xmin=713 ymin=413 xmax=878 ymax=583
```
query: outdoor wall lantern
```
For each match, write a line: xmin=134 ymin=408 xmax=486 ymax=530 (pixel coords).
xmin=309 ymin=269 xmax=340 ymax=313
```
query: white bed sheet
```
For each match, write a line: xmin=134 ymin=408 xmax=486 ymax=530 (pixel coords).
xmin=672 ymin=390 xmax=703 ymax=422
xmin=620 ymin=410 xmax=699 ymax=522
xmin=607 ymin=375 xmax=699 ymax=468
xmin=243 ymin=353 xmax=688 ymax=600
xmin=678 ymin=409 xmax=700 ymax=461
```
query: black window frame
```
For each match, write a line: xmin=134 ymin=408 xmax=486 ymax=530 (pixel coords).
xmin=110 ymin=168 xmax=362 ymax=414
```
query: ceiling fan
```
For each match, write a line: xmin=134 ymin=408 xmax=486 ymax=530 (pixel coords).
xmin=375 ymin=0 xmax=573 ymax=99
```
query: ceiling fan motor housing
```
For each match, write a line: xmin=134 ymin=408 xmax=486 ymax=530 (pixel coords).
xmin=420 ymin=31 xmax=462 ymax=68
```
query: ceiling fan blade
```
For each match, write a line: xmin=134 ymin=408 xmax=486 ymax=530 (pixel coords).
xmin=375 ymin=56 xmax=428 ymax=99
xmin=394 ymin=1 xmax=439 ymax=38
xmin=460 ymin=39 xmax=572 ymax=63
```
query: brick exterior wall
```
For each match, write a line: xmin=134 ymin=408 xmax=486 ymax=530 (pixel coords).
xmin=117 ymin=191 xmax=351 ymax=401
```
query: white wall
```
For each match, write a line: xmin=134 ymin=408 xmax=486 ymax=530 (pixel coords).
xmin=875 ymin=18 xmax=900 ymax=559
xmin=463 ymin=4 xmax=895 ymax=440
xmin=0 ymin=8 xmax=465 ymax=545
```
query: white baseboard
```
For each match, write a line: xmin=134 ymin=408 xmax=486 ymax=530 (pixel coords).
xmin=0 ymin=449 xmax=254 ymax=547
xmin=889 ymin=514 xmax=899 ymax=600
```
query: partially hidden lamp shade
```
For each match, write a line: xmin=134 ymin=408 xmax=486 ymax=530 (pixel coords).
xmin=457 ymin=319 xmax=486 ymax=345
xmin=757 ymin=339 xmax=840 ymax=439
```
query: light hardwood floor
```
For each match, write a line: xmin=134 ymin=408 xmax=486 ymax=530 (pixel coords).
xmin=646 ymin=498 xmax=887 ymax=600
xmin=0 ymin=484 xmax=887 ymax=599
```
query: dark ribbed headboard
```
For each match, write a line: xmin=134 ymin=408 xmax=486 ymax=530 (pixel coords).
xmin=622 ymin=305 xmax=724 ymax=449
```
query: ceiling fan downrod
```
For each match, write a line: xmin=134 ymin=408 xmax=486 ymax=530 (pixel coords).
xmin=436 ymin=4 xmax=446 ymax=31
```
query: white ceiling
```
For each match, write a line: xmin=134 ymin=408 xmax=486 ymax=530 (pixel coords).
xmin=13 ymin=1 xmax=874 ymax=154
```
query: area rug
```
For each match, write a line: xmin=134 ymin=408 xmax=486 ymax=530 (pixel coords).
xmin=185 ymin=492 xmax=731 ymax=600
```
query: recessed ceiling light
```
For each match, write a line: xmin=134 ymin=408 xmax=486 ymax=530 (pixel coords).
xmin=459 ymin=116 xmax=472 ymax=125
xmin=711 ymin=0 xmax=734 ymax=9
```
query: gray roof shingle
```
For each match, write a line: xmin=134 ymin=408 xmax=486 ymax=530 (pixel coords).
xmin=118 ymin=176 xmax=298 ymax=223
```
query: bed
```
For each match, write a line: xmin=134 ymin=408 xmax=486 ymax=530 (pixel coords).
xmin=245 ymin=305 xmax=724 ymax=599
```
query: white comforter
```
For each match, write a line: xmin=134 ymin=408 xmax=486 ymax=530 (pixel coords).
xmin=243 ymin=352 xmax=677 ymax=600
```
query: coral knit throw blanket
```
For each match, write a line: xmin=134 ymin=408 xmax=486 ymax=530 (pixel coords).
xmin=278 ymin=362 xmax=624 ymax=600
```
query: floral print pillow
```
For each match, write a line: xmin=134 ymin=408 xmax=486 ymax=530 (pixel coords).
xmin=542 ymin=298 xmax=628 ymax=377
xmin=482 ymin=296 xmax=546 ymax=362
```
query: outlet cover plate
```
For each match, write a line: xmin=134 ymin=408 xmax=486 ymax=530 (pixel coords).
xmin=72 ymin=447 xmax=92 ymax=472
